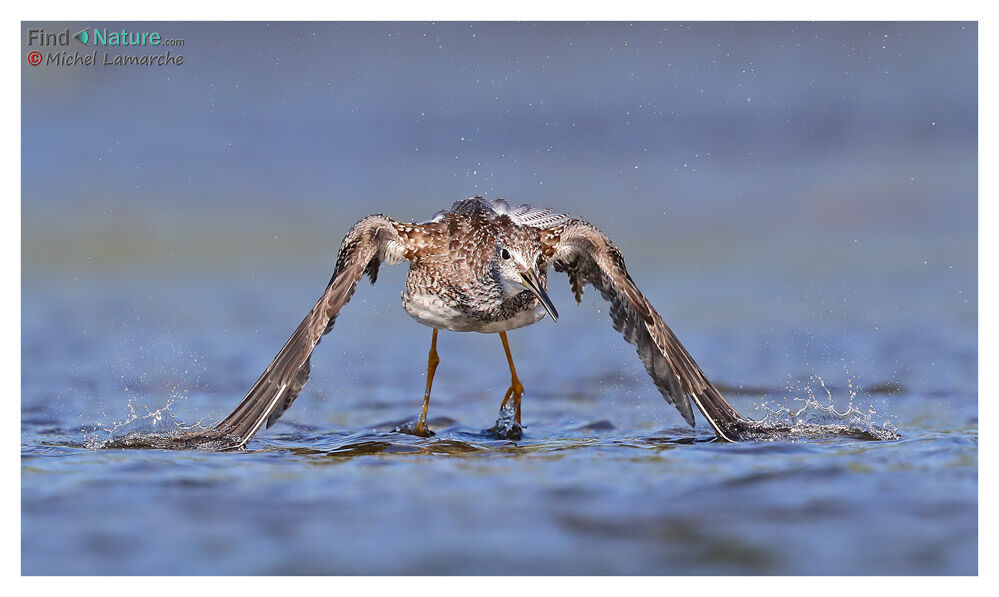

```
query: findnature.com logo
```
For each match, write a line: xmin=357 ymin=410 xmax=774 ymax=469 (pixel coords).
xmin=26 ymin=26 xmax=186 ymax=67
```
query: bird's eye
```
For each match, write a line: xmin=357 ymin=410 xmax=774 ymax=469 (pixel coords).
xmin=501 ymin=248 xmax=511 ymax=260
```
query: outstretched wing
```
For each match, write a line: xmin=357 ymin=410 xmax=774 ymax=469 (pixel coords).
xmin=215 ymin=215 xmax=434 ymax=447
xmin=542 ymin=218 xmax=744 ymax=441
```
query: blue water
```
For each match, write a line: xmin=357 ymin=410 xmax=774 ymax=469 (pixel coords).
xmin=21 ymin=21 xmax=977 ymax=575
xmin=21 ymin=259 xmax=977 ymax=574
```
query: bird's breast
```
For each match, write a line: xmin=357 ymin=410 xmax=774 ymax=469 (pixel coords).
xmin=401 ymin=283 xmax=546 ymax=333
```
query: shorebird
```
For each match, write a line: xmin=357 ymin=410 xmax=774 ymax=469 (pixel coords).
xmin=215 ymin=197 xmax=746 ymax=447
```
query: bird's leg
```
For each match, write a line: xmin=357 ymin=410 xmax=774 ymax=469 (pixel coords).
xmin=416 ymin=328 xmax=440 ymax=435
xmin=499 ymin=331 xmax=524 ymax=424
xmin=396 ymin=328 xmax=439 ymax=437
xmin=487 ymin=331 xmax=525 ymax=439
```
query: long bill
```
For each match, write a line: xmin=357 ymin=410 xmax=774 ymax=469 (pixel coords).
xmin=520 ymin=270 xmax=559 ymax=323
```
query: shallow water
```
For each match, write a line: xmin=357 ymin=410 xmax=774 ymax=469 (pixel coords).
xmin=21 ymin=268 xmax=977 ymax=575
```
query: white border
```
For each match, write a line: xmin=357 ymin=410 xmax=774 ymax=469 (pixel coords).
xmin=9 ymin=2 xmax=989 ymax=590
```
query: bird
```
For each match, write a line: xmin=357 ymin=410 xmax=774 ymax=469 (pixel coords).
xmin=214 ymin=197 xmax=747 ymax=448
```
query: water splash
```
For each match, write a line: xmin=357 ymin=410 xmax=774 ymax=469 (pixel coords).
xmin=98 ymin=428 xmax=241 ymax=451
xmin=84 ymin=396 xmax=241 ymax=451
xmin=732 ymin=372 xmax=899 ymax=441
xmin=484 ymin=395 xmax=524 ymax=439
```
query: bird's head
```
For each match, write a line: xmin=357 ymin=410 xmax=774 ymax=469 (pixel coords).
xmin=493 ymin=242 xmax=559 ymax=323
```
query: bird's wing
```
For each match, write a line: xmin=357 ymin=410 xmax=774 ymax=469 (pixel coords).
xmin=542 ymin=218 xmax=744 ymax=441
xmin=487 ymin=198 xmax=569 ymax=229
xmin=215 ymin=215 xmax=435 ymax=447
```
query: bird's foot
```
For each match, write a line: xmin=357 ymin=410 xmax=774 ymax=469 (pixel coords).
xmin=485 ymin=419 xmax=524 ymax=440
xmin=393 ymin=419 xmax=436 ymax=438
xmin=485 ymin=395 xmax=523 ymax=440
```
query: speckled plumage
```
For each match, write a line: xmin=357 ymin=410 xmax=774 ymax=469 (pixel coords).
xmin=215 ymin=197 xmax=746 ymax=446
xmin=398 ymin=199 xmax=555 ymax=333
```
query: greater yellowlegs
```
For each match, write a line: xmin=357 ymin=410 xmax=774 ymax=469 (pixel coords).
xmin=215 ymin=197 xmax=745 ymax=446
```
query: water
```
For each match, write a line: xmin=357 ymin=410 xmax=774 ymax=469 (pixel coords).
xmin=21 ymin=22 xmax=976 ymax=575
xmin=21 ymin=263 xmax=977 ymax=575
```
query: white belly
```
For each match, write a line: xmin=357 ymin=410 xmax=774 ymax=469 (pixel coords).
xmin=402 ymin=292 xmax=546 ymax=333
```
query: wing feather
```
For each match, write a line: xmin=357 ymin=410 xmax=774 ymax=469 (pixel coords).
xmin=487 ymin=197 xmax=569 ymax=229
xmin=545 ymin=218 xmax=744 ymax=441
xmin=214 ymin=215 xmax=432 ymax=447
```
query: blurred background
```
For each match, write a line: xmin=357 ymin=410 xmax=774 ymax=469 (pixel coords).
xmin=22 ymin=21 xmax=977 ymax=393
xmin=22 ymin=22 xmax=977 ymax=575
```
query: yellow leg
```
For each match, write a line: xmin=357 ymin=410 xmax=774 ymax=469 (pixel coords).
xmin=414 ymin=328 xmax=439 ymax=436
xmin=498 ymin=331 xmax=524 ymax=425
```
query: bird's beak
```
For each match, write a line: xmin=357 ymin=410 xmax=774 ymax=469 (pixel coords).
xmin=520 ymin=270 xmax=559 ymax=323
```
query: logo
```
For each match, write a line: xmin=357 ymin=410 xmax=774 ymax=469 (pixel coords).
xmin=25 ymin=25 xmax=186 ymax=68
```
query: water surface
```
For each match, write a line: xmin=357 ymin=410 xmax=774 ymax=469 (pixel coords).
xmin=21 ymin=270 xmax=977 ymax=575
